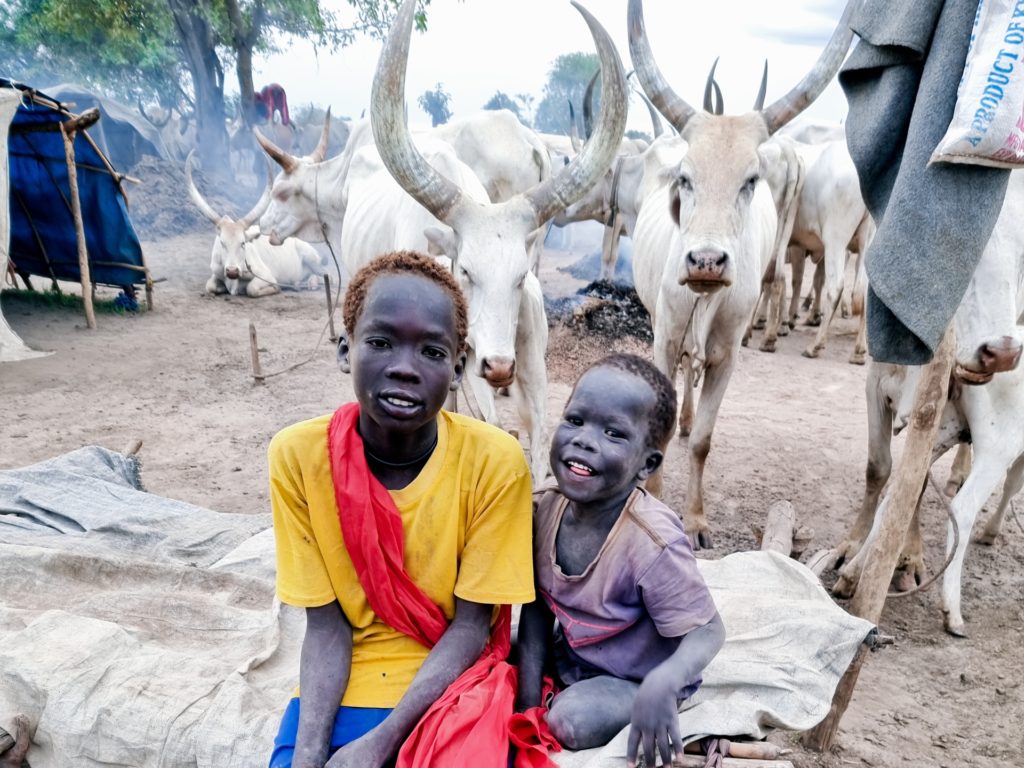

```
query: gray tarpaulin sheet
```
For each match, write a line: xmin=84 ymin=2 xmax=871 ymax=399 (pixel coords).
xmin=0 ymin=448 xmax=872 ymax=767
xmin=839 ymin=0 xmax=1011 ymax=364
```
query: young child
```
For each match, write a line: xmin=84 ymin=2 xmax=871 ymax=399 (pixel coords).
xmin=268 ymin=251 xmax=535 ymax=768
xmin=516 ymin=354 xmax=725 ymax=768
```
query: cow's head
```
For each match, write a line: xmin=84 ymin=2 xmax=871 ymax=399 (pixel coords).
xmin=628 ymin=0 xmax=859 ymax=293
xmin=372 ymin=0 xmax=627 ymax=388
xmin=185 ymin=151 xmax=271 ymax=281
xmin=953 ymin=218 xmax=1023 ymax=384
xmin=255 ymin=109 xmax=333 ymax=246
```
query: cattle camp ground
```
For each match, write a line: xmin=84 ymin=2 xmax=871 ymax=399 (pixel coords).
xmin=3 ymin=3 xmax=1024 ymax=768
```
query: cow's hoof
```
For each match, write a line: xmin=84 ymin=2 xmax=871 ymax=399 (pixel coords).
xmin=973 ymin=530 xmax=999 ymax=546
xmin=801 ymin=347 xmax=821 ymax=359
xmin=686 ymin=528 xmax=713 ymax=551
xmin=943 ymin=612 xmax=968 ymax=638
xmin=849 ymin=352 xmax=866 ymax=366
xmin=832 ymin=574 xmax=857 ymax=599
xmin=778 ymin=324 xmax=790 ymax=337
xmin=805 ymin=313 xmax=823 ymax=327
xmin=944 ymin=480 xmax=963 ymax=498
xmin=753 ymin=318 xmax=767 ymax=331
xmin=741 ymin=335 xmax=750 ymax=348
xmin=892 ymin=565 xmax=922 ymax=593
xmin=759 ymin=338 xmax=777 ymax=354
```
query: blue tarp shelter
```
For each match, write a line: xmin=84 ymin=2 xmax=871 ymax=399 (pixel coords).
xmin=2 ymin=79 xmax=151 ymax=306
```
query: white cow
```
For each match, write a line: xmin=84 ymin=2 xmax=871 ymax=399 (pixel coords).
xmin=834 ymin=171 xmax=1024 ymax=636
xmin=628 ymin=0 xmax=858 ymax=548
xmin=185 ymin=153 xmax=325 ymax=297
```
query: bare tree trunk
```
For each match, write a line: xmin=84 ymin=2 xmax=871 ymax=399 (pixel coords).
xmin=224 ymin=0 xmax=265 ymax=126
xmin=167 ymin=0 xmax=229 ymax=174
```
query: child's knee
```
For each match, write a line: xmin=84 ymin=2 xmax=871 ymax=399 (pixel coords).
xmin=545 ymin=704 xmax=585 ymax=751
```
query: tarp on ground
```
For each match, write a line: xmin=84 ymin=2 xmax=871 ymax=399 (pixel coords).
xmin=2 ymin=78 xmax=147 ymax=289
xmin=0 ymin=447 xmax=874 ymax=768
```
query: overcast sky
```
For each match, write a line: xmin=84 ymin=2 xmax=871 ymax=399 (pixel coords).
xmin=247 ymin=0 xmax=852 ymax=132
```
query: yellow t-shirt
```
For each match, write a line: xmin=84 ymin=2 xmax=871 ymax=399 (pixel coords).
xmin=269 ymin=409 xmax=535 ymax=707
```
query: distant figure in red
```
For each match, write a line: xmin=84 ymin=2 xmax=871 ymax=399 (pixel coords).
xmin=252 ymin=83 xmax=290 ymax=127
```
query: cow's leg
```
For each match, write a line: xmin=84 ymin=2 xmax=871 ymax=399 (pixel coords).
xmin=245 ymin=263 xmax=281 ymax=297
xmin=945 ymin=443 xmax=973 ymax=497
xmin=599 ymin=214 xmax=624 ymax=282
xmin=787 ymin=247 xmax=805 ymax=328
xmin=942 ymin=452 xmax=1011 ymax=636
xmin=776 ymin=264 xmax=790 ymax=337
xmin=752 ymin=290 xmax=769 ymax=331
xmin=835 ymin=371 xmax=893 ymax=570
xmin=741 ymin=286 xmax=765 ymax=348
xmin=647 ymin=325 xmax=685 ymax=498
xmin=759 ymin=268 xmax=786 ymax=353
xmin=803 ymin=258 xmax=824 ymax=324
xmin=206 ymin=275 xmax=228 ymax=295
xmin=512 ymin=286 xmax=550 ymax=483
xmin=680 ymin=350 xmax=737 ymax=550
xmin=893 ymin=480 xmax=928 ymax=592
xmin=976 ymin=454 xmax=1024 ymax=545
xmin=802 ymin=245 xmax=843 ymax=358
xmin=849 ymin=305 xmax=868 ymax=365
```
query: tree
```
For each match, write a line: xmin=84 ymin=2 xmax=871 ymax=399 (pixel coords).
xmin=533 ymin=51 xmax=599 ymax=135
xmin=418 ymin=82 xmax=452 ymax=127
xmin=482 ymin=90 xmax=521 ymax=120
xmin=0 ymin=1 xmax=435 ymax=172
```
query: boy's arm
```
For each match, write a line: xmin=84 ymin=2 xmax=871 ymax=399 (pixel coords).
xmin=626 ymin=611 xmax=726 ymax=768
xmin=326 ymin=597 xmax=492 ymax=768
xmin=515 ymin=598 xmax=554 ymax=711
xmin=293 ymin=602 xmax=353 ymax=768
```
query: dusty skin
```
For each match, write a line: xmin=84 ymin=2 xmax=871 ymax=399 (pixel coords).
xmin=1 ymin=230 xmax=1022 ymax=768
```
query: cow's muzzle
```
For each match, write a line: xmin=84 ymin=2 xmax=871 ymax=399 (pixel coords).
xmin=955 ymin=335 xmax=1023 ymax=385
xmin=481 ymin=357 xmax=516 ymax=388
xmin=225 ymin=267 xmax=242 ymax=280
xmin=682 ymin=249 xmax=731 ymax=293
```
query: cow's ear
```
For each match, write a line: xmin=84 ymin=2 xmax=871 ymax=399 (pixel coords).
xmin=424 ymin=225 xmax=457 ymax=257
xmin=244 ymin=227 xmax=260 ymax=242
xmin=337 ymin=332 xmax=351 ymax=374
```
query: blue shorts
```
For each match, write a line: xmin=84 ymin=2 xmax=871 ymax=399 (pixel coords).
xmin=269 ymin=698 xmax=392 ymax=768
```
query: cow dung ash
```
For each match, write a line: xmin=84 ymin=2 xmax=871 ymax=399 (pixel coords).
xmin=546 ymin=279 xmax=652 ymax=343
xmin=559 ymin=249 xmax=634 ymax=286
xmin=124 ymin=156 xmax=263 ymax=241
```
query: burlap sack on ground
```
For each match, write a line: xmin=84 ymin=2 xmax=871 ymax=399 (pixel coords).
xmin=0 ymin=448 xmax=872 ymax=767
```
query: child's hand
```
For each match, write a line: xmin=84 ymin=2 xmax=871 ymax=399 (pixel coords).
xmin=625 ymin=673 xmax=683 ymax=768
xmin=324 ymin=731 xmax=390 ymax=768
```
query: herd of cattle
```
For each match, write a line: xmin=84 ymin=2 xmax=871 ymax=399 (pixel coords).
xmin=181 ymin=0 xmax=1023 ymax=637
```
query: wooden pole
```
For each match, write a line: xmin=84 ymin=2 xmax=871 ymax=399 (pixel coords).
xmin=60 ymin=123 xmax=96 ymax=330
xmin=760 ymin=500 xmax=796 ymax=556
xmin=324 ymin=272 xmax=338 ymax=343
xmin=249 ymin=321 xmax=265 ymax=383
xmin=802 ymin=327 xmax=954 ymax=751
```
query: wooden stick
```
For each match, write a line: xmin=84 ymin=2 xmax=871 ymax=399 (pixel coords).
xmin=683 ymin=740 xmax=788 ymax=759
xmin=249 ymin=321 xmax=265 ymax=383
xmin=802 ymin=327 xmax=954 ymax=752
xmin=122 ymin=439 xmax=143 ymax=457
xmin=672 ymin=756 xmax=794 ymax=768
xmin=324 ymin=273 xmax=338 ymax=343
xmin=761 ymin=500 xmax=795 ymax=556
xmin=60 ymin=124 xmax=96 ymax=330
xmin=11 ymin=107 xmax=100 ymax=135
xmin=804 ymin=548 xmax=841 ymax=578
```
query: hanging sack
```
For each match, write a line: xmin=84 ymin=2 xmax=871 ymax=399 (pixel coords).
xmin=932 ymin=0 xmax=1024 ymax=168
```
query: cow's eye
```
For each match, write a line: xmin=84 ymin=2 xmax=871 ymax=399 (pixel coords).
xmin=677 ymin=175 xmax=693 ymax=192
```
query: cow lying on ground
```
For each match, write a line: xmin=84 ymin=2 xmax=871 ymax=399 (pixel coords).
xmin=185 ymin=153 xmax=326 ymax=298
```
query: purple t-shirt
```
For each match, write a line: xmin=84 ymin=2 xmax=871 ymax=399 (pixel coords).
xmin=533 ymin=482 xmax=717 ymax=692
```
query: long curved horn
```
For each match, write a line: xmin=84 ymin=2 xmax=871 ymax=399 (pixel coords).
xmin=371 ymin=0 xmax=464 ymax=223
xmin=713 ymin=80 xmax=724 ymax=116
xmin=568 ymin=101 xmax=583 ymax=154
xmin=524 ymin=1 xmax=628 ymax=225
xmin=753 ymin=60 xmax=768 ymax=111
xmin=254 ymin=126 xmax=298 ymax=174
xmin=310 ymin=105 xmax=332 ymax=162
xmin=628 ymin=0 xmax=696 ymax=133
xmin=633 ymin=89 xmax=664 ymax=138
xmin=242 ymin=161 xmax=274 ymax=228
xmin=138 ymin=97 xmax=171 ymax=128
xmin=184 ymin=151 xmax=223 ymax=225
xmin=703 ymin=58 xmax=720 ymax=114
xmin=582 ymin=69 xmax=600 ymax=139
xmin=761 ymin=0 xmax=859 ymax=133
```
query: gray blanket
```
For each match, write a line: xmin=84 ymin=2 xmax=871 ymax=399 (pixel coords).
xmin=840 ymin=0 xmax=1011 ymax=364
xmin=0 ymin=448 xmax=872 ymax=767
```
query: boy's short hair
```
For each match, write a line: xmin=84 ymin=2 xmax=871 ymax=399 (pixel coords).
xmin=343 ymin=251 xmax=469 ymax=352
xmin=591 ymin=353 xmax=677 ymax=449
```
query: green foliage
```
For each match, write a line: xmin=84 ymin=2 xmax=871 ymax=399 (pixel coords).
xmin=418 ymin=82 xmax=451 ymax=127
xmin=533 ymin=51 xmax=600 ymax=135
xmin=1 ymin=288 xmax=144 ymax=315
xmin=482 ymin=90 xmax=520 ymax=118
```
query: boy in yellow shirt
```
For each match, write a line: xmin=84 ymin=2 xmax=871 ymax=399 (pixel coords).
xmin=269 ymin=251 xmax=534 ymax=768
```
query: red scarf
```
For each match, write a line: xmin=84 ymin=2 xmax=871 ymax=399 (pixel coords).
xmin=328 ymin=404 xmax=558 ymax=767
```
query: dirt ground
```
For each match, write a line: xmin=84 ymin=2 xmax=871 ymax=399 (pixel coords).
xmin=1 ymin=229 xmax=1022 ymax=768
